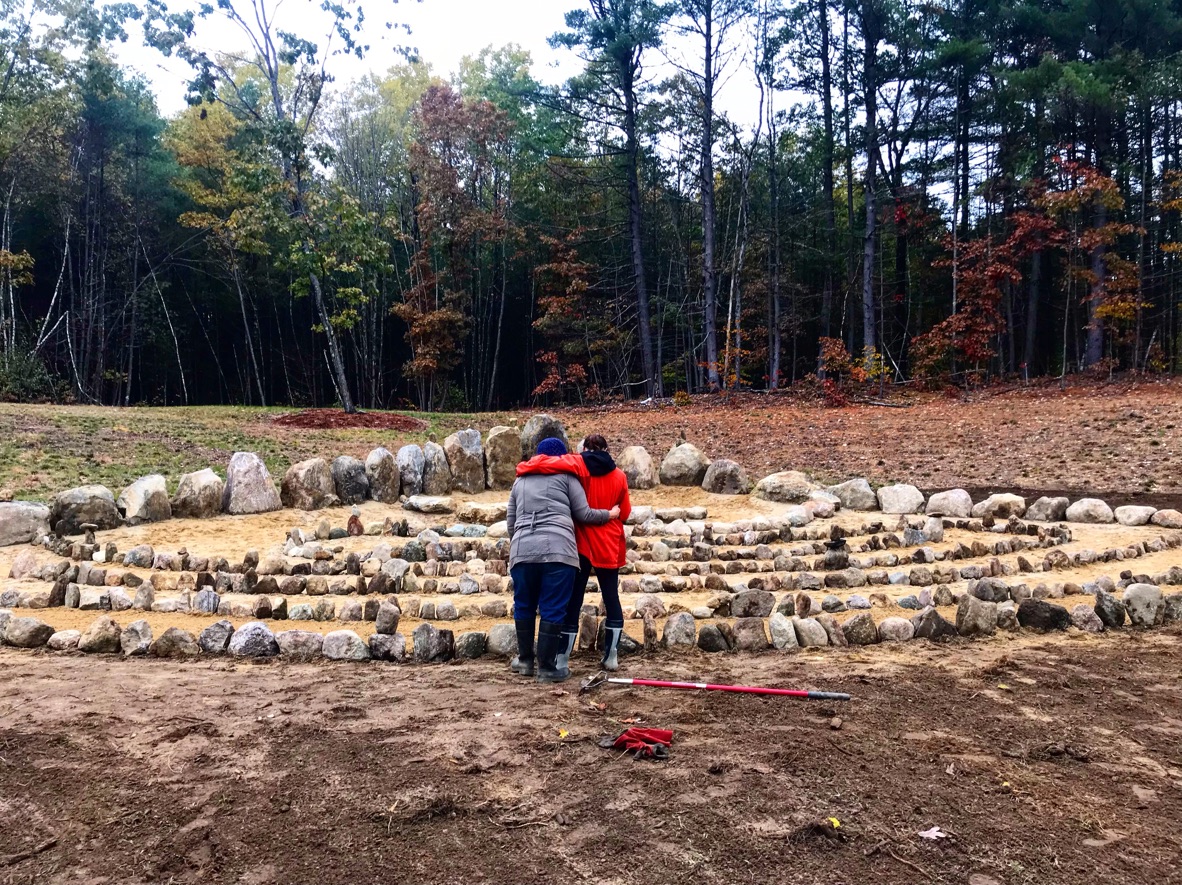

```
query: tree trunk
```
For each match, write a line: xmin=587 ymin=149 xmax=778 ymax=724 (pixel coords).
xmin=309 ymin=270 xmax=356 ymax=413
xmin=625 ymin=80 xmax=658 ymax=398
xmin=819 ymin=0 xmax=837 ymax=350
xmin=860 ymin=0 xmax=879 ymax=355
xmin=701 ymin=6 xmax=721 ymax=390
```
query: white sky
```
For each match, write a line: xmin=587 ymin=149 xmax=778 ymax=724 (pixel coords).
xmin=110 ymin=0 xmax=768 ymax=130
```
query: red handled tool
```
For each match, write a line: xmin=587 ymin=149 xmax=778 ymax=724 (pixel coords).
xmin=579 ymin=672 xmax=851 ymax=701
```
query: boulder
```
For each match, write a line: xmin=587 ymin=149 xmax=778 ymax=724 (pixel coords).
xmin=1070 ymin=605 xmax=1104 ymax=633
xmin=617 ymin=446 xmax=657 ymax=490
xmin=1065 ymin=498 xmax=1115 ymax=524
xmin=222 ymin=453 xmax=281 ymax=515
xmin=1094 ymin=589 xmax=1127 ymax=629
xmin=47 ymin=630 xmax=81 ymax=651
xmin=1151 ymin=509 xmax=1182 ymax=529
xmin=8 ymin=550 xmax=38 ymax=580
xmin=444 ymin=430 xmax=484 ymax=494
xmin=403 ymin=495 xmax=454 ymax=514
xmin=365 ymin=448 xmax=401 ymax=503
xmin=955 ymin=594 xmax=997 ymax=637
xmin=421 ymin=442 xmax=452 ymax=496
xmin=323 ymin=630 xmax=371 ymax=661
xmin=971 ymin=493 xmax=1026 ymax=519
xmin=877 ymin=616 xmax=915 ymax=642
xmin=331 ymin=456 xmax=370 ymax=505
xmin=731 ymin=617 xmax=769 ymax=651
xmin=660 ymin=443 xmax=710 ymax=486
xmin=456 ymin=502 xmax=507 ymax=524
xmin=1026 ymin=496 xmax=1070 ymax=522
xmin=1016 ymin=599 xmax=1070 ymax=632
xmin=754 ymin=470 xmax=817 ymax=503
xmin=117 ymin=475 xmax=172 ymax=525
xmin=925 ymin=489 xmax=973 ymax=518
xmin=697 ymin=624 xmax=731 ymax=653
xmin=120 ymin=620 xmax=152 ymax=656
xmin=397 ymin=445 xmax=427 ymax=497
xmin=0 ymin=501 xmax=51 ymax=547
xmin=3 ymin=616 xmax=53 ymax=648
xmin=1123 ymin=584 xmax=1163 ymax=627
xmin=198 ymin=620 xmax=235 ymax=654
xmin=827 ymin=478 xmax=878 ymax=511
xmin=51 ymin=485 xmax=121 ymax=535
xmin=768 ymin=612 xmax=799 ymax=650
xmin=454 ymin=631 xmax=487 ymax=660
xmin=520 ymin=414 xmax=570 ymax=461
xmin=484 ymin=427 xmax=520 ymax=490
xmin=487 ymin=623 xmax=518 ymax=657
xmin=149 ymin=627 xmax=200 ymax=657
xmin=1115 ymin=505 xmax=1157 ymax=527
xmin=730 ymin=589 xmax=774 ymax=619
xmin=876 ymin=484 xmax=925 ymax=514
xmin=276 ymin=630 xmax=324 ymax=660
xmin=910 ymin=607 xmax=957 ymax=640
xmin=791 ymin=616 xmax=829 ymax=647
xmin=370 ymin=633 xmax=407 ymax=662
xmin=412 ymin=623 xmax=454 ymax=663
xmin=842 ymin=612 xmax=879 ymax=645
xmin=227 ymin=621 xmax=279 ymax=657
xmin=123 ymin=544 xmax=154 ymax=568
xmin=701 ymin=459 xmax=752 ymax=495
xmin=633 ymin=594 xmax=667 ymax=620
xmin=170 ymin=469 xmax=224 ymax=519
xmin=78 ymin=615 xmax=122 ymax=653
xmin=1161 ymin=594 xmax=1182 ymax=625
xmin=375 ymin=601 xmax=401 ymax=635
xmin=662 ymin=612 xmax=697 ymax=647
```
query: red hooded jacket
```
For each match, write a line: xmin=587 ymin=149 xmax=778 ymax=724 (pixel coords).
xmin=516 ymin=452 xmax=631 ymax=569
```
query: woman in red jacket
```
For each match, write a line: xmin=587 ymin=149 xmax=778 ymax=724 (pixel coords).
xmin=559 ymin=434 xmax=631 ymax=671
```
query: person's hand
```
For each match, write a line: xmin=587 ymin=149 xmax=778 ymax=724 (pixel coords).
xmin=609 ymin=505 xmax=621 ymax=520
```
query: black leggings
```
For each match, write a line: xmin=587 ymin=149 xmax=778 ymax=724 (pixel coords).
xmin=563 ymin=555 xmax=623 ymax=630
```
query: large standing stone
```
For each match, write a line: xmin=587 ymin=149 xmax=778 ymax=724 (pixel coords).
xmin=0 ymin=501 xmax=51 ymax=547
xmin=117 ymin=475 xmax=172 ymax=525
xmin=731 ymin=589 xmax=774 ymax=618
xmin=731 ymin=617 xmax=769 ymax=651
xmin=332 ymin=456 xmax=370 ymax=505
xmin=1026 ymin=496 xmax=1070 ymax=522
xmin=78 ymin=615 xmax=122 ymax=653
xmin=827 ymin=478 xmax=878 ymax=511
xmin=697 ymin=624 xmax=731 ymax=653
xmin=198 ymin=620 xmax=235 ymax=654
xmin=412 ymin=623 xmax=454 ymax=663
xmin=520 ymin=414 xmax=570 ymax=461
xmin=1115 ymin=505 xmax=1157 ymax=527
xmin=397 ymin=445 xmax=427 ymax=497
xmin=3 ymin=616 xmax=53 ymax=648
xmin=228 ymin=621 xmax=279 ymax=657
xmin=660 ymin=443 xmax=710 ymax=486
xmin=925 ymin=489 xmax=973 ymax=518
xmin=768 ymin=612 xmax=799 ymax=650
xmin=1094 ymin=589 xmax=1127 ymax=628
xmin=421 ymin=442 xmax=452 ymax=496
xmin=616 ymin=446 xmax=657 ymax=490
xmin=375 ymin=601 xmax=401 ymax=635
xmin=487 ymin=623 xmax=518 ymax=657
xmin=877 ymin=484 xmax=925 ymax=514
xmin=910 ymin=607 xmax=957 ymax=640
xmin=753 ymin=470 xmax=817 ymax=503
xmin=1016 ymin=599 xmax=1070 ymax=632
xmin=662 ymin=612 xmax=697 ymax=647
xmin=1123 ymin=584 xmax=1163 ymax=627
xmin=120 ymin=620 xmax=152 ymax=656
xmin=365 ymin=448 xmax=401 ymax=503
xmin=1151 ymin=509 xmax=1182 ymax=529
xmin=171 ymin=468 xmax=225 ymax=519
xmin=971 ymin=494 xmax=1026 ymax=519
xmin=51 ymin=485 xmax=121 ymax=535
xmin=149 ymin=627 xmax=200 ymax=657
xmin=701 ymin=459 xmax=752 ymax=495
xmin=222 ymin=453 xmax=281 ymax=515
xmin=792 ymin=616 xmax=829 ymax=647
xmin=281 ymin=458 xmax=336 ymax=510
xmin=323 ymin=630 xmax=371 ymax=661
xmin=1065 ymin=498 xmax=1115 ymax=524
xmin=484 ymin=427 xmax=519 ymax=490
xmin=956 ymin=594 xmax=998 ymax=637
xmin=444 ymin=430 xmax=484 ymax=494
xmin=841 ymin=612 xmax=879 ymax=645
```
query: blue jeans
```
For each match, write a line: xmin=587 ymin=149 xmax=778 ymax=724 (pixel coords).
xmin=511 ymin=562 xmax=577 ymax=624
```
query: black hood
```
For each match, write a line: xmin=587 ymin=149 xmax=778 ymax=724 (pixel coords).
xmin=581 ymin=450 xmax=616 ymax=477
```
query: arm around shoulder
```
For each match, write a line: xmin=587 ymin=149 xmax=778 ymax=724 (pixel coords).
xmin=566 ymin=475 xmax=610 ymax=525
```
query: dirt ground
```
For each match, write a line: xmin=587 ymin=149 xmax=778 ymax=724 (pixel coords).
xmin=1 ymin=632 xmax=1181 ymax=885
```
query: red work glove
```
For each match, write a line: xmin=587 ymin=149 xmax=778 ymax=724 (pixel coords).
xmin=612 ymin=727 xmax=673 ymax=760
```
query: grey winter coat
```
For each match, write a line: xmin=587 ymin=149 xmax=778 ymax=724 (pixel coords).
xmin=506 ymin=473 xmax=611 ymax=569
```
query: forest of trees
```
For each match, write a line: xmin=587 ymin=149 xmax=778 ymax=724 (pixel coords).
xmin=1 ymin=0 xmax=1182 ymax=411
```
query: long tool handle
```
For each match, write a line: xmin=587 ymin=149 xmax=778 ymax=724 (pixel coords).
xmin=608 ymin=677 xmax=851 ymax=701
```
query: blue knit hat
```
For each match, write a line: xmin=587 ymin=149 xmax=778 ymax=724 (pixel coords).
xmin=536 ymin=437 xmax=567 ymax=457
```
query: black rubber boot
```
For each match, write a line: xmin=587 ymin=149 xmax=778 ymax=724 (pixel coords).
xmin=535 ymin=620 xmax=570 ymax=683
xmin=601 ymin=621 xmax=624 ymax=671
xmin=510 ymin=618 xmax=536 ymax=677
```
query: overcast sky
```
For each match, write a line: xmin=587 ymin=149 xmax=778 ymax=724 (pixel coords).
xmin=111 ymin=0 xmax=767 ymax=129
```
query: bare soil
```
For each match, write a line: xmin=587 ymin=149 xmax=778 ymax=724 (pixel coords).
xmin=271 ymin=410 xmax=429 ymax=431
xmin=2 ymin=633 xmax=1181 ymax=885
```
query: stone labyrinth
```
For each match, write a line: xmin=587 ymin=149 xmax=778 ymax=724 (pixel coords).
xmin=2 ymin=414 xmax=1182 ymax=665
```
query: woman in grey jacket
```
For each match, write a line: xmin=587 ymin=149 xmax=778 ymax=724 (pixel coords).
xmin=507 ymin=437 xmax=619 ymax=682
